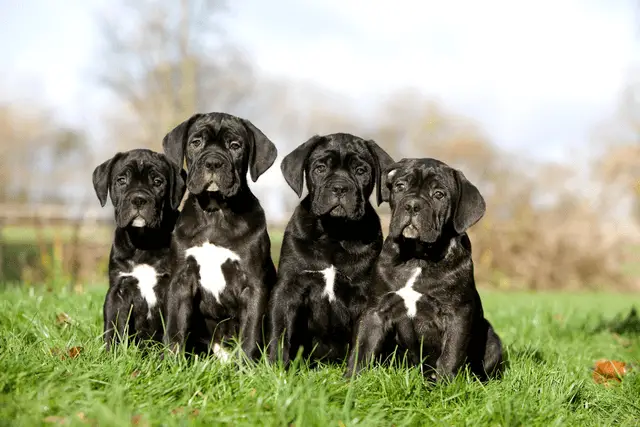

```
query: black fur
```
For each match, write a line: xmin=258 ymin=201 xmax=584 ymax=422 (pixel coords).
xmin=161 ymin=112 xmax=278 ymax=360
xmin=269 ymin=133 xmax=394 ymax=365
xmin=345 ymin=158 xmax=503 ymax=382
xmin=92 ymin=149 xmax=186 ymax=350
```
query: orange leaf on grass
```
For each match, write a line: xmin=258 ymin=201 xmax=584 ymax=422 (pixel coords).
xmin=131 ymin=414 xmax=149 ymax=426
xmin=67 ymin=347 xmax=83 ymax=359
xmin=43 ymin=415 xmax=67 ymax=424
xmin=592 ymin=359 xmax=632 ymax=385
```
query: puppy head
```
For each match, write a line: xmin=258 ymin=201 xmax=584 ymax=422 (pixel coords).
xmin=383 ymin=158 xmax=485 ymax=243
xmin=162 ymin=113 xmax=277 ymax=197
xmin=281 ymin=133 xmax=394 ymax=220
xmin=92 ymin=149 xmax=186 ymax=229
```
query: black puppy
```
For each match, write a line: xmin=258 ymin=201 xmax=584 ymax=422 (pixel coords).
xmin=162 ymin=112 xmax=278 ymax=360
xmin=345 ymin=158 xmax=503 ymax=381
xmin=268 ymin=133 xmax=394 ymax=365
xmin=93 ymin=149 xmax=186 ymax=350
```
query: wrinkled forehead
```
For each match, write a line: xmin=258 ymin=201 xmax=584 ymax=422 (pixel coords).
xmin=391 ymin=159 xmax=456 ymax=188
xmin=309 ymin=136 xmax=374 ymax=166
xmin=190 ymin=115 xmax=246 ymax=142
xmin=113 ymin=151 xmax=169 ymax=177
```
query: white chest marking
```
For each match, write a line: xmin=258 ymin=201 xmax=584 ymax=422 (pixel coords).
xmin=119 ymin=264 xmax=158 ymax=319
xmin=302 ymin=265 xmax=337 ymax=302
xmin=185 ymin=242 xmax=240 ymax=302
xmin=320 ymin=265 xmax=337 ymax=302
xmin=396 ymin=267 xmax=423 ymax=318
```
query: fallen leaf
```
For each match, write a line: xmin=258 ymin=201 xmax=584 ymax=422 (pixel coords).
xmin=249 ymin=388 xmax=257 ymax=397
xmin=43 ymin=415 xmax=67 ymax=424
xmin=592 ymin=359 xmax=632 ymax=385
xmin=553 ymin=314 xmax=564 ymax=322
xmin=67 ymin=347 xmax=83 ymax=359
xmin=55 ymin=313 xmax=72 ymax=326
xmin=130 ymin=370 xmax=141 ymax=378
xmin=171 ymin=407 xmax=185 ymax=415
xmin=338 ymin=421 xmax=346 ymax=427
xmin=75 ymin=412 xmax=95 ymax=425
xmin=189 ymin=409 xmax=200 ymax=418
xmin=131 ymin=414 xmax=149 ymax=426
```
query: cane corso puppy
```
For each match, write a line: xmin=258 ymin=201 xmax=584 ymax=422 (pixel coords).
xmin=268 ymin=133 xmax=394 ymax=366
xmin=162 ymin=112 xmax=278 ymax=360
xmin=345 ymin=158 xmax=503 ymax=381
xmin=93 ymin=149 xmax=186 ymax=350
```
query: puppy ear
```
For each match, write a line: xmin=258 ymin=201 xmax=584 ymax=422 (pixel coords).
xmin=92 ymin=153 xmax=122 ymax=207
xmin=365 ymin=140 xmax=395 ymax=206
xmin=162 ymin=114 xmax=202 ymax=168
xmin=243 ymin=118 xmax=278 ymax=182
xmin=453 ymin=169 xmax=486 ymax=234
xmin=281 ymin=135 xmax=322 ymax=198
xmin=381 ymin=164 xmax=400 ymax=203
xmin=167 ymin=159 xmax=187 ymax=211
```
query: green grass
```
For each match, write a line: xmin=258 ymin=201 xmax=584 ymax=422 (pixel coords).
xmin=1 ymin=286 xmax=639 ymax=426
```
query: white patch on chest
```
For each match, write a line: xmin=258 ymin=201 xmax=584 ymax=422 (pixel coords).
xmin=119 ymin=264 xmax=158 ymax=319
xmin=185 ymin=242 xmax=240 ymax=302
xmin=304 ymin=265 xmax=337 ymax=302
xmin=395 ymin=267 xmax=423 ymax=318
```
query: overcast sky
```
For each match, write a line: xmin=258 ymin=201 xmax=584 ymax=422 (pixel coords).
xmin=1 ymin=0 xmax=638 ymax=191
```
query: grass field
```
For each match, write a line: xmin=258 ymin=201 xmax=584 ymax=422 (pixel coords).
xmin=1 ymin=286 xmax=639 ymax=426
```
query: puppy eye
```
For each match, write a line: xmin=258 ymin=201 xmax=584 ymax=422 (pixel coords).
xmin=314 ymin=164 xmax=327 ymax=174
xmin=355 ymin=166 xmax=366 ymax=176
xmin=153 ymin=178 xmax=164 ymax=187
xmin=229 ymin=141 xmax=241 ymax=150
xmin=116 ymin=177 xmax=127 ymax=186
xmin=433 ymin=190 xmax=445 ymax=199
xmin=190 ymin=138 xmax=202 ymax=148
xmin=394 ymin=182 xmax=406 ymax=192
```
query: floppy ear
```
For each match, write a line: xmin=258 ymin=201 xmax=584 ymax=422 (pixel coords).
xmin=92 ymin=153 xmax=123 ymax=207
xmin=243 ymin=118 xmax=278 ymax=182
xmin=162 ymin=113 xmax=202 ymax=169
xmin=453 ymin=169 xmax=486 ymax=233
xmin=380 ymin=164 xmax=400 ymax=203
xmin=280 ymin=135 xmax=322 ymax=198
xmin=167 ymin=159 xmax=187 ymax=211
xmin=365 ymin=140 xmax=395 ymax=206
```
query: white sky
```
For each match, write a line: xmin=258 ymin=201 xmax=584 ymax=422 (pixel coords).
xmin=0 ymin=0 xmax=638 ymax=215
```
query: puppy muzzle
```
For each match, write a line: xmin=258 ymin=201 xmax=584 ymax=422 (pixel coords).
xmin=188 ymin=152 xmax=237 ymax=196
xmin=312 ymin=178 xmax=363 ymax=219
xmin=391 ymin=196 xmax=438 ymax=242
xmin=117 ymin=191 xmax=158 ymax=228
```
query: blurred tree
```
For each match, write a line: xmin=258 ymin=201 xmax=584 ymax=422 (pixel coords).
xmin=97 ymin=0 xmax=256 ymax=152
xmin=592 ymin=78 xmax=640 ymax=223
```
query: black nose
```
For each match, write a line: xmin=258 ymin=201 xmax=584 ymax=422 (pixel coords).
xmin=404 ymin=198 xmax=424 ymax=214
xmin=332 ymin=183 xmax=349 ymax=196
xmin=205 ymin=158 xmax=223 ymax=170
xmin=132 ymin=196 xmax=147 ymax=208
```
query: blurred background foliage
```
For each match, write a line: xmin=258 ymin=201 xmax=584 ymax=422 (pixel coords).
xmin=0 ymin=0 xmax=638 ymax=292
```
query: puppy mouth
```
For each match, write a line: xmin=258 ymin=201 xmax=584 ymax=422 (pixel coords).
xmin=206 ymin=181 xmax=220 ymax=192
xmin=329 ymin=205 xmax=347 ymax=217
xmin=402 ymin=224 xmax=419 ymax=239
xmin=131 ymin=216 xmax=147 ymax=228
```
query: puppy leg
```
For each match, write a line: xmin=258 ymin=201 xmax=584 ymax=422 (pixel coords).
xmin=268 ymin=279 xmax=303 ymax=366
xmin=239 ymin=284 xmax=267 ymax=361
xmin=103 ymin=286 xmax=133 ymax=351
xmin=345 ymin=309 xmax=390 ymax=378
xmin=435 ymin=308 xmax=472 ymax=382
xmin=163 ymin=270 xmax=195 ymax=353
xmin=482 ymin=322 xmax=504 ymax=379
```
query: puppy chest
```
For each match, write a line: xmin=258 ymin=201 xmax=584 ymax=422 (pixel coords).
xmin=118 ymin=264 xmax=160 ymax=318
xmin=185 ymin=242 xmax=245 ymax=302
